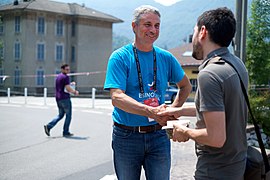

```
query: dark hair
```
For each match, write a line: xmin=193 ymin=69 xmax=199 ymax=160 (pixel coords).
xmin=197 ymin=7 xmax=236 ymax=47
xmin=61 ymin=64 xmax=69 ymax=69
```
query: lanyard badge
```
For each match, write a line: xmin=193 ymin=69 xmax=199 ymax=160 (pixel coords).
xmin=144 ymin=97 xmax=159 ymax=107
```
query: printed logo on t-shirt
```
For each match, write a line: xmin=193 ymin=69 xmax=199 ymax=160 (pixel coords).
xmin=148 ymin=81 xmax=155 ymax=91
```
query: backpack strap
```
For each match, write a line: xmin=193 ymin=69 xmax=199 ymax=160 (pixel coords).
xmin=203 ymin=56 xmax=225 ymax=68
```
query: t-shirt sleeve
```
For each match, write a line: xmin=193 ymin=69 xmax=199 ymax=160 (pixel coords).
xmin=169 ymin=55 xmax=185 ymax=83
xmin=198 ymin=70 xmax=224 ymax=112
xmin=64 ymin=76 xmax=70 ymax=86
xmin=104 ymin=52 xmax=127 ymax=91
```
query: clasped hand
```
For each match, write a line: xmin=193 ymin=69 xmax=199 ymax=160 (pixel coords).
xmin=151 ymin=106 xmax=190 ymax=142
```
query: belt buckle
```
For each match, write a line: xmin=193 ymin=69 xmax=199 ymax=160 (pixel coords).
xmin=138 ymin=126 xmax=147 ymax=133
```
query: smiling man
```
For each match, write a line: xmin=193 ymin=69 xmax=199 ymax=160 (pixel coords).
xmin=104 ymin=5 xmax=191 ymax=180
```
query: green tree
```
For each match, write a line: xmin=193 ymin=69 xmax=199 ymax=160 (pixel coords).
xmin=249 ymin=91 xmax=270 ymax=136
xmin=246 ymin=0 xmax=270 ymax=86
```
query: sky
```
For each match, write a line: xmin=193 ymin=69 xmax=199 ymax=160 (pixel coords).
xmin=54 ymin=0 xmax=183 ymax=6
xmin=154 ymin=0 xmax=182 ymax=6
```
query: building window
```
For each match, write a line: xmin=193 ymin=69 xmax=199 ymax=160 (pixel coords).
xmin=0 ymin=17 xmax=4 ymax=34
xmin=37 ymin=43 xmax=45 ymax=61
xmin=38 ymin=17 xmax=45 ymax=34
xmin=70 ymin=71 xmax=75 ymax=82
xmin=192 ymin=70 xmax=199 ymax=74
xmin=14 ymin=41 xmax=21 ymax=60
xmin=71 ymin=46 xmax=75 ymax=62
xmin=15 ymin=16 xmax=20 ymax=33
xmin=14 ymin=68 xmax=21 ymax=85
xmin=56 ymin=20 xmax=63 ymax=36
xmin=54 ymin=69 xmax=61 ymax=82
xmin=0 ymin=45 xmax=4 ymax=60
xmin=56 ymin=44 xmax=63 ymax=62
xmin=36 ymin=69 xmax=44 ymax=86
xmin=0 ymin=25 xmax=3 ymax=34
xmin=71 ymin=21 xmax=75 ymax=36
xmin=190 ymin=79 xmax=197 ymax=92
xmin=0 ymin=68 xmax=4 ymax=85
xmin=55 ymin=69 xmax=61 ymax=75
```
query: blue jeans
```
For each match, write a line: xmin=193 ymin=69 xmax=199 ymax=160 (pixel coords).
xmin=112 ymin=125 xmax=171 ymax=180
xmin=47 ymin=98 xmax=72 ymax=135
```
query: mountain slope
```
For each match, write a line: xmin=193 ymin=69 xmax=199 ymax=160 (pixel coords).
xmin=86 ymin=0 xmax=239 ymax=48
xmin=159 ymin=0 xmax=236 ymax=48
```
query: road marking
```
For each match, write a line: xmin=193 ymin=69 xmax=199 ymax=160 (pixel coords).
xmin=95 ymin=106 xmax=114 ymax=110
xmin=100 ymin=174 xmax=117 ymax=180
xmin=0 ymin=104 xmax=21 ymax=107
xmin=25 ymin=105 xmax=49 ymax=109
xmin=81 ymin=110 xmax=103 ymax=114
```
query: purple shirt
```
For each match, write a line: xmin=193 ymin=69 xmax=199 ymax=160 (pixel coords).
xmin=55 ymin=73 xmax=70 ymax=101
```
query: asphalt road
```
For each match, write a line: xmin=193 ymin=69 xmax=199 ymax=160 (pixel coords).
xmin=0 ymin=97 xmax=197 ymax=180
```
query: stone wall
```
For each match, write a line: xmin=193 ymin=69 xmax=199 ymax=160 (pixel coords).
xmin=247 ymin=125 xmax=270 ymax=149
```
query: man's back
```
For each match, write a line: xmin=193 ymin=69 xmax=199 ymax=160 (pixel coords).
xmin=195 ymin=47 xmax=248 ymax=178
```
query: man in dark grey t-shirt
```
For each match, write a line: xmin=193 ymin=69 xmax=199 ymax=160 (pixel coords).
xmin=158 ymin=7 xmax=248 ymax=179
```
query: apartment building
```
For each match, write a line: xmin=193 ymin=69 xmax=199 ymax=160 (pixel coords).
xmin=0 ymin=0 xmax=122 ymax=95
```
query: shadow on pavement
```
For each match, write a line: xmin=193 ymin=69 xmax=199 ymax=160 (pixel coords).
xmin=50 ymin=135 xmax=90 ymax=140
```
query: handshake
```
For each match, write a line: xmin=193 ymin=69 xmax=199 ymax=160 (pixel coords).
xmin=148 ymin=104 xmax=191 ymax=142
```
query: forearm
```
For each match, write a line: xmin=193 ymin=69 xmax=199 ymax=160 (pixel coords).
xmin=184 ymin=128 xmax=214 ymax=146
xmin=65 ymin=85 xmax=78 ymax=95
xmin=172 ymin=111 xmax=225 ymax=148
xmin=111 ymin=90 xmax=154 ymax=118
xmin=171 ymin=75 xmax=192 ymax=107
xmin=179 ymin=106 xmax=196 ymax=117
xmin=183 ymin=126 xmax=225 ymax=148
xmin=156 ymin=106 xmax=196 ymax=121
xmin=171 ymin=88 xmax=190 ymax=107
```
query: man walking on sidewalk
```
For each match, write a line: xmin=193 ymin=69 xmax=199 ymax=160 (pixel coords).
xmin=44 ymin=64 xmax=79 ymax=137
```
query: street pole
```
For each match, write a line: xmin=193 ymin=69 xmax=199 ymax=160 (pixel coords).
xmin=240 ymin=0 xmax=248 ymax=63
xmin=235 ymin=0 xmax=248 ymax=63
xmin=235 ymin=0 xmax=242 ymax=58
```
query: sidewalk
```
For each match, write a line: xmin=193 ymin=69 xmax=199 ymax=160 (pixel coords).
xmin=171 ymin=140 xmax=196 ymax=179
xmin=0 ymin=96 xmax=197 ymax=179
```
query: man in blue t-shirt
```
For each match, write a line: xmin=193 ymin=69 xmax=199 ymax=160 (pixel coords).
xmin=104 ymin=5 xmax=191 ymax=180
xmin=44 ymin=64 xmax=79 ymax=137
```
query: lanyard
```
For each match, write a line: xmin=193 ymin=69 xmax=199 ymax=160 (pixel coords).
xmin=132 ymin=45 xmax=157 ymax=94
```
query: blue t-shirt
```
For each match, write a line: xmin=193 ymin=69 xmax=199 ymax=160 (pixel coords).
xmin=104 ymin=44 xmax=185 ymax=126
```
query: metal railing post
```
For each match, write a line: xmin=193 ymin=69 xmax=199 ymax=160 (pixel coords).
xmin=24 ymin=87 xmax=27 ymax=104
xmin=92 ymin=88 xmax=96 ymax=108
xmin=7 ymin=88 xmax=10 ymax=103
xmin=44 ymin=88 xmax=47 ymax=105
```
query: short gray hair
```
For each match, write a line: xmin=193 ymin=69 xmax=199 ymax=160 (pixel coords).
xmin=132 ymin=5 xmax=161 ymax=25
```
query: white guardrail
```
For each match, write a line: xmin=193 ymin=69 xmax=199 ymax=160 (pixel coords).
xmin=5 ymin=87 xmax=97 ymax=108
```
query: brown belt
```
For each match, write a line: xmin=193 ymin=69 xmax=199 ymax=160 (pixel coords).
xmin=114 ymin=122 xmax=162 ymax=133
